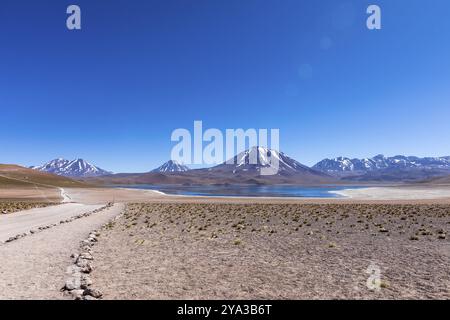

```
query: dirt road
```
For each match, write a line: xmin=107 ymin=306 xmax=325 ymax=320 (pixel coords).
xmin=0 ymin=202 xmax=124 ymax=299
xmin=0 ymin=203 xmax=103 ymax=243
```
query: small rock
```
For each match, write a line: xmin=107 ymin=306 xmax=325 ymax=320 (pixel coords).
xmin=62 ymin=290 xmax=73 ymax=297
xmin=70 ymin=289 xmax=85 ymax=300
xmin=79 ymin=252 xmax=94 ymax=260
xmin=81 ymin=248 xmax=92 ymax=255
xmin=80 ymin=265 xmax=93 ymax=273
xmin=438 ymin=234 xmax=446 ymax=240
xmin=65 ymin=279 xmax=78 ymax=291
xmin=80 ymin=279 xmax=92 ymax=289
xmin=83 ymin=288 xmax=103 ymax=298
xmin=80 ymin=275 xmax=92 ymax=289
xmin=76 ymin=258 xmax=90 ymax=268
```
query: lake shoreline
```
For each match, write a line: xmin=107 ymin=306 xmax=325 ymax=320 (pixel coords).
xmin=111 ymin=184 xmax=450 ymax=201
xmin=112 ymin=184 xmax=365 ymax=199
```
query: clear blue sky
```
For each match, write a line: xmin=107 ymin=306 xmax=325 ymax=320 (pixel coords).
xmin=1 ymin=0 xmax=450 ymax=173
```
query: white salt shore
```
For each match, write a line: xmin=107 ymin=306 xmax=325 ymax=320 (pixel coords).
xmin=330 ymin=186 xmax=450 ymax=200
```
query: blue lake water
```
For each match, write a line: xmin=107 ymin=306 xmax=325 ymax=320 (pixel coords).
xmin=115 ymin=184 xmax=363 ymax=198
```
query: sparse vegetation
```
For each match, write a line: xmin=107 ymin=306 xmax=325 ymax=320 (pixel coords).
xmin=0 ymin=202 xmax=57 ymax=215
xmin=115 ymin=203 xmax=450 ymax=243
xmin=92 ymin=202 xmax=450 ymax=299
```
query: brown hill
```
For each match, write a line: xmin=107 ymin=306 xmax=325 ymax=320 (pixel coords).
xmin=0 ymin=164 xmax=88 ymax=188
xmin=422 ymin=174 xmax=450 ymax=185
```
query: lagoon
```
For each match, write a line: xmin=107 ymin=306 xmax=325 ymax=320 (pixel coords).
xmin=115 ymin=184 xmax=364 ymax=198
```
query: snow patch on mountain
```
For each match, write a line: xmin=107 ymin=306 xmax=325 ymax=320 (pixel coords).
xmin=31 ymin=158 xmax=112 ymax=177
xmin=216 ymin=146 xmax=323 ymax=176
xmin=152 ymin=160 xmax=190 ymax=173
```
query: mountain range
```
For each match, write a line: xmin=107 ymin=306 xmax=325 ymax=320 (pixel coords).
xmin=313 ymin=155 xmax=450 ymax=182
xmin=313 ymin=155 xmax=450 ymax=173
xmin=30 ymin=150 xmax=450 ymax=184
xmin=82 ymin=147 xmax=336 ymax=185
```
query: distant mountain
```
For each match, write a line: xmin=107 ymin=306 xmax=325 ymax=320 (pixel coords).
xmin=86 ymin=147 xmax=333 ymax=185
xmin=314 ymin=155 xmax=450 ymax=173
xmin=31 ymin=158 xmax=112 ymax=178
xmin=313 ymin=155 xmax=450 ymax=182
xmin=0 ymin=164 xmax=87 ymax=188
xmin=152 ymin=160 xmax=190 ymax=173
xmin=212 ymin=146 xmax=325 ymax=177
xmin=313 ymin=156 xmax=374 ymax=173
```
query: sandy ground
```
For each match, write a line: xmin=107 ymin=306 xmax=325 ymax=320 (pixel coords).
xmin=65 ymin=187 xmax=167 ymax=204
xmin=0 ymin=186 xmax=60 ymax=203
xmin=0 ymin=203 xmax=124 ymax=299
xmin=92 ymin=203 xmax=450 ymax=299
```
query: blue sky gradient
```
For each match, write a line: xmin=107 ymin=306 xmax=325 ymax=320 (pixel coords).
xmin=1 ymin=0 xmax=450 ymax=172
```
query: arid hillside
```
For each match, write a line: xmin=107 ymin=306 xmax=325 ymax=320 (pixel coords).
xmin=0 ymin=164 xmax=88 ymax=188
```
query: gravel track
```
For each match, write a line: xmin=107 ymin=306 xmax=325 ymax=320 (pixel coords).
xmin=0 ymin=203 xmax=102 ymax=243
xmin=0 ymin=203 xmax=124 ymax=299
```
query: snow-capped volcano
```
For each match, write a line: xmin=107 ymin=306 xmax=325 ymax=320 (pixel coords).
xmin=31 ymin=158 xmax=112 ymax=177
xmin=152 ymin=160 xmax=190 ymax=173
xmin=213 ymin=146 xmax=325 ymax=176
xmin=30 ymin=158 xmax=70 ymax=174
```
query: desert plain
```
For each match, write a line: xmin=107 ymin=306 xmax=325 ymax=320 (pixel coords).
xmin=0 ymin=183 xmax=449 ymax=300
